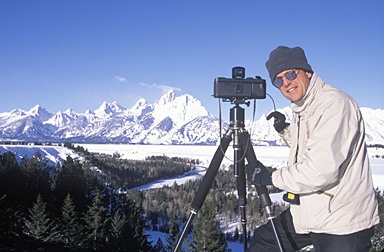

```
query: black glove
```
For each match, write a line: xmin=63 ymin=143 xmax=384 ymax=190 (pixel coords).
xmin=246 ymin=161 xmax=273 ymax=186
xmin=267 ymin=111 xmax=289 ymax=133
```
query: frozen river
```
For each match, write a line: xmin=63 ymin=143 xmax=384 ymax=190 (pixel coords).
xmin=79 ymin=144 xmax=384 ymax=191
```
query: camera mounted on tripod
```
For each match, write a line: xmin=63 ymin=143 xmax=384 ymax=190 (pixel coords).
xmin=214 ymin=66 xmax=266 ymax=105
xmin=174 ymin=67 xmax=284 ymax=252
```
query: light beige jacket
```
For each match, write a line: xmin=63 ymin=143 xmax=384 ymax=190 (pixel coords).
xmin=272 ymin=73 xmax=379 ymax=235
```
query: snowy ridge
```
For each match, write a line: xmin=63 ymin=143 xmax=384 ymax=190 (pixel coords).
xmin=0 ymin=90 xmax=383 ymax=145
xmin=0 ymin=145 xmax=80 ymax=165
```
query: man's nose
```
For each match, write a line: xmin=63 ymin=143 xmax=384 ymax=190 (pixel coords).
xmin=282 ymin=77 xmax=292 ymax=86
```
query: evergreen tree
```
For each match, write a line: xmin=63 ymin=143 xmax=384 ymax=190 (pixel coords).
xmin=110 ymin=211 xmax=127 ymax=250
xmin=121 ymin=195 xmax=152 ymax=252
xmin=60 ymin=193 xmax=84 ymax=248
xmin=0 ymin=151 xmax=19 ymax=172
xmin=0 ymin=194 xmax=12 ymax=239
xmin=165 ymin=214 xmax=183 ymax=252
xmin=83 ymin=190 xmax=109 ymax=250
xmin=24 ymin=194 xmax=59 ymax=243
xmin=0 ymin=151 xmax=25 ymax=208
xmin=153 ymin=237 xmax=166 ymax=252
xmin=188 ymin=204 xmax=231 ymax=252
xmin=54 ymin=156 xmax=87 ymax=214
xmin=20 ymin=152 xmax=51 ymax=207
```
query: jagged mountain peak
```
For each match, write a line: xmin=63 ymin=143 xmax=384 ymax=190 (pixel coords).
xmin=132 ymin=98 xmax=149 ymax=110
xmin=29 ymin=104 xmax=44 ymax=113
xmin=28 ymin=104 xmax=52 ymax=121
xmin=44 ymin=110 xmax=74 ymax=128
xmin=130 ymin=98 xmax=153 ymax=118
xmin=150 ymin=91 xmax=209 ymax=127
xmin=10 ymin=108 xmax=27 ymax=117
xmin=94 ymin=101 xmax=125 ymax=118
xmin=64 ymin=108 xmax=77 ymax=117
xmin=155 ymin=89 xmax=176 ymax=106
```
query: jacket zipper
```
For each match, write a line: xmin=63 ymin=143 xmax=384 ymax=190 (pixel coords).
xmin=287 ymin=115 xmax=301 ymax=205
xmin=294 ymin=115 xmax=301 ymax=163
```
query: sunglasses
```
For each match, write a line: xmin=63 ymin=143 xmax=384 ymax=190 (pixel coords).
xmin=273 ymin=69 xmax=299 ymax=88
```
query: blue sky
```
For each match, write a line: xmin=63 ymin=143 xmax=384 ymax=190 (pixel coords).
xmin=1 ymin=0 xmax=383 ymax=119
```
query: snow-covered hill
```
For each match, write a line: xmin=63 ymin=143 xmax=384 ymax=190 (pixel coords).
xmin=0 ymin=144 xmax=80 ymax=165
xmin=0 ymin=90 xmax=383 ymax=145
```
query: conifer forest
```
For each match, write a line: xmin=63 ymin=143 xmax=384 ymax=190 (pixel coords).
xmin=0 ymin=143 xmax=383 ymax=251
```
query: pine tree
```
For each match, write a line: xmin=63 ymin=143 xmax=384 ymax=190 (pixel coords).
xmin=121 ymin=195 xmax=152 ymax=251
xmin=54 ymin=156 xmax=87 ymax=214
xmin=60 ymin=193 xmax=83 ymax=248
xmin=188 ymin=204 xmax=231 ymax=252
xmin=110 ymin=211 xmax=127 ymax=250
xmin=83 ymin=190 xmax=109 ymax=250
xmin=0 ymin=194 xmax=12 ymax=239
xmin=24 ymin=194 xmax=58 ymax=243
xmin=153 ymin=237 xmax=166 ymax=252
xmin=20 ymin=152 xmax=51 ymax=208
xmin=165 ymin=214 xmax=182 ymax=252
xmin=0 ymin=151 xmax=26 ymax=208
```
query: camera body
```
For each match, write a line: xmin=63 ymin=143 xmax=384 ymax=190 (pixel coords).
xmin=214 ymin=67 xmax=266 ymax=101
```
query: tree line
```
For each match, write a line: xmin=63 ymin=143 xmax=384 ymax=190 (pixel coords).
xmin=0 ymin=146 xmax=233 ymax=251
xmin=66 ymin=142 xmax=199 ymax=190
xmin=0 ymin=151 xmax=151 ymax=251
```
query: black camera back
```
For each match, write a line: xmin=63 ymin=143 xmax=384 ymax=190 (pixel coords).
xmin=214 ymin=67 xmax=266 ymax=101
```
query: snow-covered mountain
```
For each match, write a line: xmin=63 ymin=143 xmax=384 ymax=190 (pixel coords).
xmin=0 ymin=90 xmax=383 ymax=145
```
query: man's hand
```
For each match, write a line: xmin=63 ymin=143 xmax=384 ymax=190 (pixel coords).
xmin=246 ymin=161 xmax=273 ymax=186
xmin=267 ymin=111 xmax=289 ymax=133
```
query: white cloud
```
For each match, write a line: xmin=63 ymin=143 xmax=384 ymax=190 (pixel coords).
xmin=114 ymin=76 xmax=127 ymax=82
xmin=140 ymin=82 xmax=182 ymax=93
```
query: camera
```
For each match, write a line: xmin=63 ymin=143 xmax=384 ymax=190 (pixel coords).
xmin=214 ymin=66 xmax=266 ymax=102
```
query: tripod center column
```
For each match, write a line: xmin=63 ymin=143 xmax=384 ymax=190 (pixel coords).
xmin=230 ymin=105 xmax=245 ymax=178
xmin=230 ymin=105 xmax=245 ymax=129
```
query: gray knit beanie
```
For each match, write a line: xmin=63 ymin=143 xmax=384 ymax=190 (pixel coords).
xmin=265 ymin=46 xmax=313 ymax=83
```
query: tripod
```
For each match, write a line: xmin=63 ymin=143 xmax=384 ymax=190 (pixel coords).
xmin=174 ymin=103 xmax=284 ymax=252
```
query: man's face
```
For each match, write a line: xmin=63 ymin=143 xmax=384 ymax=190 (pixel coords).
xmin=276 ymin=69 xmax=312 ymax=102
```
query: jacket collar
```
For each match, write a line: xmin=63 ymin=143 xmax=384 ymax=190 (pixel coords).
xmin=291 ymin=72 xmax=324 ymax=115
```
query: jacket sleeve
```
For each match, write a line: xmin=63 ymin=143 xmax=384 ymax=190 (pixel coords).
xmin=272 ymin=99 xmax=361 ymax=194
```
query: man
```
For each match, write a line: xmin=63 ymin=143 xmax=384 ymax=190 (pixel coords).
xmin=246 ymin=46 xmax=379 ymax=251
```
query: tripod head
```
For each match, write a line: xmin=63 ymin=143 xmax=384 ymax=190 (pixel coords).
xmin=229 ymin=104 xmax=245 ymax=130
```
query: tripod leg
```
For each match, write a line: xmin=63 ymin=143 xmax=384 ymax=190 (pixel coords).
xmin=232 ymin=128 xmax=249 ymax=251
xmin=174 ymin=133 xmax=232 ymax=252
xmin=191 ymin=133 xmax=232 ymax=211
xmin=236 ymin=151 xmax=248 ymax=251
xmin=239 ymin=132 xmax=285 ymax=252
